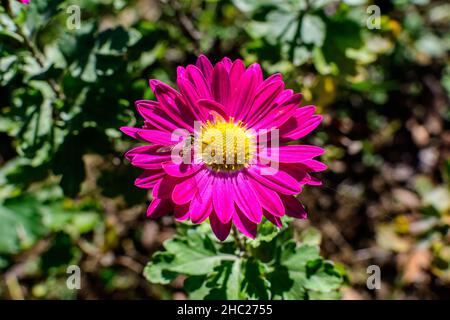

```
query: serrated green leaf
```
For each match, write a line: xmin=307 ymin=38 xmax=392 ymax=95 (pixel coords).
xmin=144 ymin=252 xmax=178 ymax=285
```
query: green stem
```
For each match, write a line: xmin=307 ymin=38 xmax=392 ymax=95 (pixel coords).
xmin=232 ymin=226 xmax=247 ymax=257
xmin=3 ymin=0 xmax=65 ymax=101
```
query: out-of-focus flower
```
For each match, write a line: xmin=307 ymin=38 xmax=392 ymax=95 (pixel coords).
xmin=122 ymin=55 xmax=325 ymax=240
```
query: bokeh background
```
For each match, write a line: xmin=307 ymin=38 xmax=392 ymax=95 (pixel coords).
xmin=0 ymin=0 xmax=449 ymax=299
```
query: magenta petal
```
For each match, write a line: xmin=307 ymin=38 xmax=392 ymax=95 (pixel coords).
xmin=132 ymin=155 xmax=172 ymax=170
xmin=233 ymin=206 xmax=257 ymax=239
xmin=265 ymin=73 xmax=282 ymax=84
xmin=278 ymin=105 xmax=316 ymax=134
xmin=248 ymin=63 xmax=263 ymax=85
xmin=293 ymin=105 xmax=317 ymax=123
xmin=135 ymin=170 xmax=165 ymax=189
xmin=278 ymin=163 xmax=309 ymax=185
xmin=275 ymin=89 xmax=294 ymax=104
xmin=189 ymin=173 xmax=214 ymax=223
xmin=232 ymin=172 xmax=262 ymax=223
xmin=278 ymin=163 xmax=324 ymax=187
xmin=210 ymin=212 xmax=232 ymax=241
xmin=172 ymin=171 xmax=205 ymax=205
xmin=247 ymin=166 xmax=300 ymax=195
xmin=124 ymin=145 xmax=156 ymax=161
xmin=151 ymin=80 xmax=195 ymax=130
xmin=263 ymin=210 xmax=283 ymax=228
xmin=197 ymin=99 xmax=229 ymax=119
xmin=305 ymin=174 xmax=322 ymax=186
xmin=177 ymin=78 xmax=205 ymax=120
xmin=152 ymin=175 xmax=181 ymax=199
xmin=174 ymin=203 xmax=190 ymax=221
xmin=229 ymin=59 xmax=245 ymax=88
xmin=136 ymin=129 xmax=181 ymax=145
xmin=212 ymin=175 xmax=234 ymax=224
xmin=280 ymin=195 xmax=307 ymax=219
xmin=220 ymin=57 xmax=233 ymax=72
xmin=177 ymin=66 xmax=186 ymax=80
xmin=162 ymin=162 xmax=203 ymax=177
xmin=195 ymin=54 xmax=214 ymax=84
xmin=212 ymin=62 xmax=231 ymax=107
xmin=251 ymin=93 xmax=302 ymax=130
xmin=248 ymin=179 xmax=285 ymax=217
xmin=135 ymin=100 xmax=181 ymax=132
xmin=121 ymin=126 xmax=181 ymax=145
xmin=189 ymin=195 xmax=213 ymax=224
xmin=135 ymin=99 xmax=159 ymax=117
xmin=232 ymin=66 xmax=259 ymax=118
xmin=268 ymin=145 xmax=325 ymax=163
xmin=301 ymin=159 xmax=328 ymax=172
xmin=281 ymin=115 xmax=322 ymax=140
xmin=147 ymin=198 xmax=173 ymax=218
xmin=242 ymin=80 xmax=284 ymax=123
xmin=186 ymin=65 xmax=212 ymax=98
xmin=120 ymin=126 xmax=141 ymax=140
xmin=129 ymin=145 xmax=173 ymax=170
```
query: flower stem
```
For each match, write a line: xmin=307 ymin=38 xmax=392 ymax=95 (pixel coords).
xmin=232 ymin=226 xmax=247 ymax=257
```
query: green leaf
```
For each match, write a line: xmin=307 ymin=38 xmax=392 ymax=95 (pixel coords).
xmin=301 ymin=14 xmax=326 ymax=47
xmin=184 ymin=275 xmax=211 ymax=299
xmin=144 ymin=252 xmax=178 ymax=285
xmin=415 ymin=33 xmax=446 ymax=58
xmin=248 ymin=218 xmax=282 ymax=248
xmin=281 ymin=242 xmax=321 ymax=271
xmin=162 ymin=236 xmax=232 ymax=275
xmin=304 ymin=269 xmax=343 ymax=292
xmin=247 ymin=10 xmax=297 ymax=45
xmin=226 ymin=259 xmax=242 ymax=299
xmin=40 ymin=203 xmax=100 ymax=236
xmin=0 ymin=196 xmax=48 ymax=254
xmin=144 ymin=230 xmax=236 ymax=286
xmin=275 ymin=241 xmax=344 ymax=299
xmin=241 ymin=258 xmax=271 ymax=299
xmin=268 ymin=265 xmax=300 ymax=299
xmin=0 ymin=55 xmax=19 ymax=86
xmin=184 ymin=259 xmax=244 ymax=300
xmin=313 ymin=46 xmax=338 ymax=75
xmin=299 ymin=227 xmax=322 ymax=246
xmin=96 ymin=27 xmax=142 ymax=55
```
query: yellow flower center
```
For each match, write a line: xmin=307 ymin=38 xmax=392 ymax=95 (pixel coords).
xmin=199 ymin=117 xmax=255 ymax=172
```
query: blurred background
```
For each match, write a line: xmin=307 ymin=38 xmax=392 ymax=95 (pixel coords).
xmin=0 ymin=0 xmax=449 ymax=299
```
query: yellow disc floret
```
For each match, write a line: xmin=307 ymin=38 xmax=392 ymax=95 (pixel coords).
xmin=199 ymin=117 xmax=255 ymax=172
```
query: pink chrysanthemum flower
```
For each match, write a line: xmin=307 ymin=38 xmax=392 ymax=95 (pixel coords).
xmin=19 ymin=0 xmax=30 ymax=4
xmin=121 ymin=55 xmax=326 ymax=240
